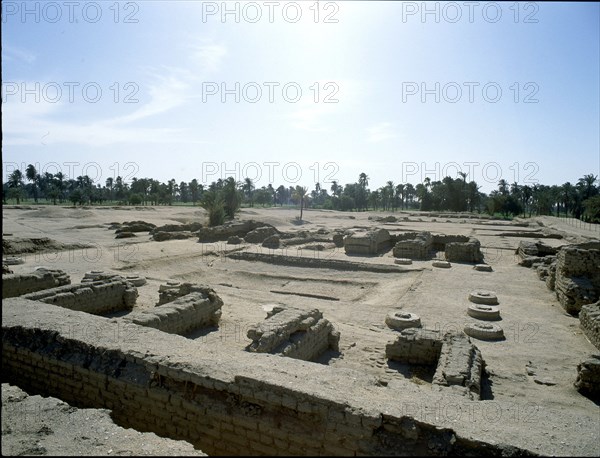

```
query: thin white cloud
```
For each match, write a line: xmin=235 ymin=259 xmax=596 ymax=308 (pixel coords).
xmin=3 ymin=43 xmax=227 ymax=146
xmin=367 ymin=122 xmax=397 ymax=143
xmin=2 ymin=45 xmax=36 ymax=64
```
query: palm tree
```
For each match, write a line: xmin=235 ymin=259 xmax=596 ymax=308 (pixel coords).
xmin=395 ymin=183 xmax=405 ymax=210
xmin=498 ymin=179 xmax=509 ymax=195
xmin=7 ymin=169 xmax=24 ymax=203
xmin=26 ymin=164 xmax=38 ymax=202
xmin=293 ymin=185 xmax=308 ymax=220
xmin=577 ymin=174 xmax=598 ymax=201
xmin=242 ymin=177 xmax=255 ymax=207
xmin=358 ymin=173 xmax=369 ymax=189
xmin=222 ymin=177 xmax=242 ymax=218
xmin=190 ymin=179 xmax=200 ymax=206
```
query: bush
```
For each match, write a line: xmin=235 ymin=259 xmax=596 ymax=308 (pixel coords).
xmin=201 ymin=191 xmax=226 ymax=226
xmin=129 ymin=193 xmax=143 ymax=205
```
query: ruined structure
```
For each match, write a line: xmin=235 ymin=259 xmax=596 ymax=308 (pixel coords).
xmin=574 ymin=354 xmax=600 ymax=398
xmin=444 ymin=238 xmax=483 ymax=263
xmin=385 ymin=329 xmax=484 ymax=400
xmin=21 ymin=275 xmax=138 ymax=315
xmin=2 ymin=267 xmax=70 ymax=299
xmin=579 ymin=301 xmax=600 ymax=350
xmin=554 ymin=244 xmax=600 ymax=315
xmin=246 ymin=306 xmax=340 ymax=361
xmin=123 ymin=286 xmax=223 ymax=336
xmin=157 ymin=281 xmax=222 ymax=307
xmin=3 ymin=297 xmax=539 ymax=456
xmin=392 ymin=232 xmax=432 ymax=260
xmin=516 ymin=240 xmax=559 ymax=267
xmin=343 ymin=229 xmax=391 ymax=255
xmin=197 ymin=220 xmax=275 ymax=243
xmin=392 ymin=232 xmax=483 ymax=263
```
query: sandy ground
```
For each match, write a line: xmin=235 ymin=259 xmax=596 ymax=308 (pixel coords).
xmin=2 ymin=204 xmax=599 ymax=456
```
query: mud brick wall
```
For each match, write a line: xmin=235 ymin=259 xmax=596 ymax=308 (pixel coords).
xmin=392 ymin=232 xmax=433 ymax=260
xmin=555 ymin=246 xmax=600 ymax=314
xmin=344 ymin=229 xmax=391 ymax=255
xmin=385 ymin=329 xmax=442 ymax=365
xmin=2 ymin=298 xmax=538 ymax=456
xmin=158 ymin=282 xmax=222 ymax=306
xmin=432 ymin=235 xmax=470 ymax=251
xmin=574 ymin=355 xmax=600 ymax=397
xmin=2 ymin=268 xmax=70 ymax=299
xmin=432 ymin=334 xmax=484 ymax=400
xmin=579 ymin=302 xmax=600 ymax=350
xmin=247 ymin=307 xmax=339 ymax=362
xmin=21 ymin=277 xmax=137 ymax=315
xmin=123 ymin=292 xmax=222 ymax=336
xmin=444 ymin=238 xmax=483 ymax=263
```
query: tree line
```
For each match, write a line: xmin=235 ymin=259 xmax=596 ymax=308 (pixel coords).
xmin=3 ymin=165 xmax=599 ymax=224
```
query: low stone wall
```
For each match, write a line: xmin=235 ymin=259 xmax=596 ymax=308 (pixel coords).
xmin=3 ymin=298 xmax=537 ymax=456
xmin=385 ymin=328 xmax=442 ymax=365
xmin=517 ymin=240 xmax=559 ymax=260
xmin=392 ymin=232 xmax=433 ymax=260
xmin=21 ymin=276 xmax=137 ymax=315
xmin=123 ymin=291 xmax=223 ymax=336
xmin=386 ymin=329 xmax=484 ymax=400
xmin=580 ymin=302 xmax=600 ymax=350
xmin=197 ymin=220 xmax=273 ymax=243
xmin=344 ymin=229 xmax=391 ymax=255
xmin=432 ymin=235 xmax=470 ymax=251
xmin=555 ymin=245 xmax=600 ymax=314
xmin=158 ymin=282 xmax=223 ymax=307
xmin=2 ymin=268 xmax=70 ymax=299
xmin=574 ymin=354 xmax=600 ymax=398
xmin=432 ymin=334 xmax=484 ymax=399
xmin=247 ymin=307 xmax=339 ymax=361
xmin=444 ymin=238 xmax=483 ymax=263
xmin=226 ymin=251 xmax=418 ymax=273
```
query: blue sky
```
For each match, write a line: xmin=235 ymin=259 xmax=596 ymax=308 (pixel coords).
xmin=2 ymin=1 xmax=599 ymax=194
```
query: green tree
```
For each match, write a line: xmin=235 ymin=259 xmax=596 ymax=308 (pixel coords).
xmin=7 ymin=169 xmax=24 ymax=203
xmin=201 ymin=190 xmax=225 ymax=226
xmin=293 ymin=185 xmax=308 ymax=220
xmin=222 ymin=177 xmax=242 ymax=219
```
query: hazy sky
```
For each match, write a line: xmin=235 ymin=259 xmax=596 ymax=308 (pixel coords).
xmin=2 ymin=1 xmax=599 ymax=193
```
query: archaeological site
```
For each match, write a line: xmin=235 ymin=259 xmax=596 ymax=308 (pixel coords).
xmin=2 ymin=206 xmax=599 ymax=456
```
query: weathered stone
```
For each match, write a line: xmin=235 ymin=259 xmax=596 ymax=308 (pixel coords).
xmin=463 ymin=322 xmax=504 ymax=341
xmin=386 ymin=329 xmax=484 ymax=399
xmin=554 ymin=244 xmax=600 ymax=314
xmin=344 ymin=229 xmax=391 ymax=255
xmin=468 ymin=290 xmax=498 ymax=305
xmin=467 ymin=304 xmax=500 ymax=320
xmin=3 ymin=268 xmax=71 ymax=299
xmin=574 ymin=354 xmax=600 ymax=397
xmin=115 ymin=231 xmax=136 ymax=239
xmin=227 ymin=235 xmax=243 ymax=245
xmin=473 ymin=264 xmax=493 ymax=272
xmin=152 ymin=231 xmax=196 ymax=242
xmin=151 ymin=222 xmax=203 ymax=234
xmin=198 ymin=220 xmax=274 ymax=243
xmin=385 ymin=311 xmax=421 ymax=330
xmin=124 ymin=290 xmax=223 ymax=335
xmin=262 ymin=235 xmax=280 ymax=249
xmin=246 ymin=306 xmax=339 ymax=361
xmin=245 ymin=226 xmax=280 ymax=244
xmin=392 ymin=232 xmax=432 ymax=260
xmin=444 ymin=238 xmax=483 ymax=263
xmin=580 ymin=301 xmax=600 ymax=350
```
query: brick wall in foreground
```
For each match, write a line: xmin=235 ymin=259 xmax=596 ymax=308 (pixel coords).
xmin=2 ymin=298 xmax=533 ymax=456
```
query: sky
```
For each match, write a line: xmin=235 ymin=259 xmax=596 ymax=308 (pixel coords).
xmin=2 ymin=1 xmax=599 ymax=194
